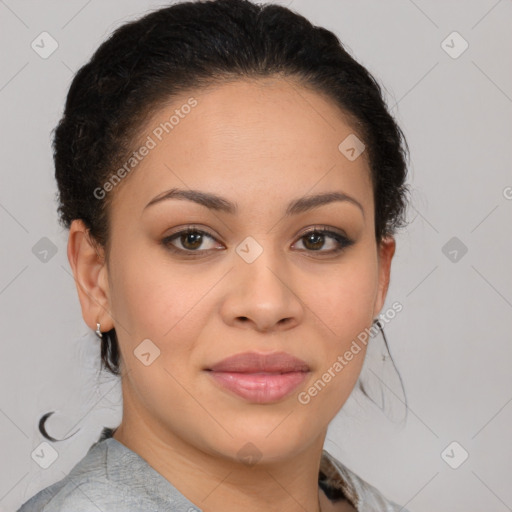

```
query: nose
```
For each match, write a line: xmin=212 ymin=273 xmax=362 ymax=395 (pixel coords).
xmin=219 ymin=242 xmax=304 ymax=333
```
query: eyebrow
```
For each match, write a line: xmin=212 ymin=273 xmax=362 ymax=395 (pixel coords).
xmin=144 ymin=188 xmax=365 ymax=218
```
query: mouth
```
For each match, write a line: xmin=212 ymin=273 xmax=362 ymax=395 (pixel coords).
xmin=205 ymin=370 xmax=309 ymax=403
xmin=204 ymin=351 xmax=310 ymax=403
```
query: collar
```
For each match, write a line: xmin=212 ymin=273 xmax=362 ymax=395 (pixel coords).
xmin=319 ymin=449 xmax=359 ymax=509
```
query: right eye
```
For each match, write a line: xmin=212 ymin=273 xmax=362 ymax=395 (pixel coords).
xmin=161 ymin=227 xmax=224 ymax=255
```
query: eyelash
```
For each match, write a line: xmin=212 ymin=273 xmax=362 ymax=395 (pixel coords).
xmin=161 ymin=225 xmax=355 ymax=258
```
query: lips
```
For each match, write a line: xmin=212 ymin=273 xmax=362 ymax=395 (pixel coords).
xmin=206 ymin=351 xmax=310 ymax=373
xmin=205 ymin=351 xmax=310 ymax=403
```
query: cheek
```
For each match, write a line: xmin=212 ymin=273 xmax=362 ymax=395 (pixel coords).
xmin=110 ymin=248 xmax=211 ymax=340
xmin=298 ymin=254 xmax=377 ymax=408
xmin=110 ymin=255 xmax=212 ymax=409
xmin=307 ymin=254 xmax=379 ymax=342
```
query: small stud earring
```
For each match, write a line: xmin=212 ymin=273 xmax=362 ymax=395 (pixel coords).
xmin=95 ymin=322 xmax=103 ymax=339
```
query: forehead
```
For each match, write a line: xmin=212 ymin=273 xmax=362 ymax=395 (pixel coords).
xmin=110 ymin=77 xmax=373 ymax=217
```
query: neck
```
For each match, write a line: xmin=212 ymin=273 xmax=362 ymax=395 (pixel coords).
xmin=113 ymin=407 xmax=329 ymax=512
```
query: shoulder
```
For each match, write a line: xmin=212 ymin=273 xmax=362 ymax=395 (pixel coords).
xmin=17 ymin=477 xmax=164 ymax=512
xmin=321 ymin=450 xmax=411 ymax=512
xmin=17 ymin=476 xmax=109 ymax=512
xmin=16 ymin=438 xmax=160 ymax=512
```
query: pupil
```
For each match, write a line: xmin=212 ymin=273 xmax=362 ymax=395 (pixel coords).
xmin=183 ymin=232 xmax=202 ymax=249
xmin=305 ymin=233 xmax=323 ymax=250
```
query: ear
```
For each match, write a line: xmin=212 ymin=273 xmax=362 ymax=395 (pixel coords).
xmin=372 ymin=236 xmax=396 ymax=318
xmin=67 ymin=219 xmax=113 ymax=333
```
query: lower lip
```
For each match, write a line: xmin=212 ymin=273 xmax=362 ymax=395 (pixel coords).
xmin=207 ymin=371 xmax=309 ymax=403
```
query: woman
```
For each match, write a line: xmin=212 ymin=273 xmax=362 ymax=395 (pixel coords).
xmin=18 ymin=0 xmax=411 ymax=510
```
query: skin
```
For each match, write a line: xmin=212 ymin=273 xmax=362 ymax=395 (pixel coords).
xmin=67 ymin=77 xmax=395 ymax=512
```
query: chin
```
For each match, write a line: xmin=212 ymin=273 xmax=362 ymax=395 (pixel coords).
xmin=208 ymin=426 xmax=315 ymax=465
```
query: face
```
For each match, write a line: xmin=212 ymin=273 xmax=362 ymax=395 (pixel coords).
xmin=70 ymin=77 xmax=395 ymax=464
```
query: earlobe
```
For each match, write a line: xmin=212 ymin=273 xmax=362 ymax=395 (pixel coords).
xmin=373 ymin=236 xmax=396 ymax=317
xmin=67 ymin=220 xmax=113 ymax=334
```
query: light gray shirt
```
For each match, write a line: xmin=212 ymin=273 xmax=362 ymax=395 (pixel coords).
xmin=17 ymin=429 xmax=410 ymax=511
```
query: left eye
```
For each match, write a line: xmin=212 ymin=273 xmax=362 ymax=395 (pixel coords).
xmin=162 ymin=226 xmax=354 ymax=255
xmin=293 ymin=228 xmax=353 ymax=253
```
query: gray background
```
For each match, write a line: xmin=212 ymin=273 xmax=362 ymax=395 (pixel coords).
xmin=1 ymin=1 xmax=511 ymax=510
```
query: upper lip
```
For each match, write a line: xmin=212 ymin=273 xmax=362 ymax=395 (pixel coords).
xmin=206 ymin=351 xmax=310 ymax=373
